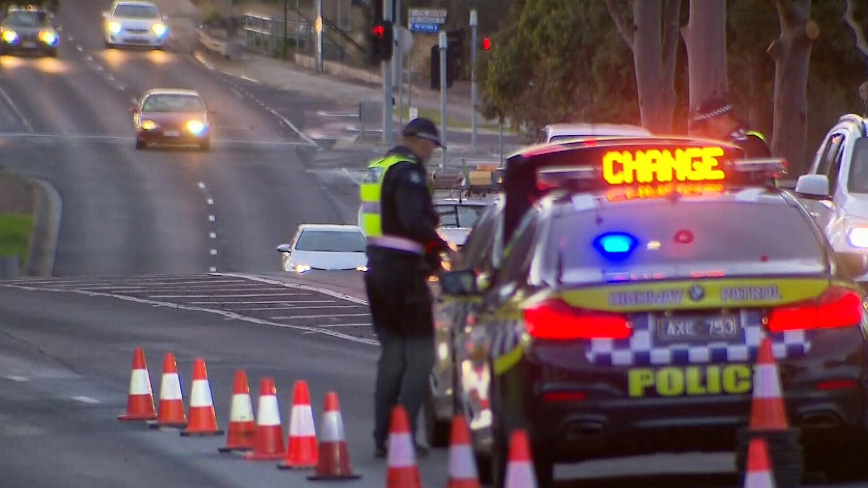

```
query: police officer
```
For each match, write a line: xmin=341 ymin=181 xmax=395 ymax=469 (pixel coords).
xmin=689 ymin=97 xmax=772 ymax=159
xmin=359 ymin=118 xmax=451 ymax=458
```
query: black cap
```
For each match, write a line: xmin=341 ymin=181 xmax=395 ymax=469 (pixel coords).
xmin=402 ymin=117 xmax=444 ymax=149
xmin=689 ymin=97 xmax=734 ymax=129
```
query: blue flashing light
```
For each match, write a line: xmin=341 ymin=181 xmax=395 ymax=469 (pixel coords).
xmin=594 ymin=232 xmax=639 ymax=261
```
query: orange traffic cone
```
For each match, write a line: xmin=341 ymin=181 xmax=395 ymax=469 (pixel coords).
xmin=180 ymin=358 xmax=223 ymax=436
xmin=744 ymin=438 xmax=776 ymax=488
xmin=385 ymin=405 xmax=422 ymax=488
xmin=150 ymin=352 xmax=187 ymax=429
xmin=244 ymin=377 xmax=286 ymax=460
xmin=219 ymin=369 xmax=256 ymax=453
xmin=118 ymin=347 xmax=158 ymax=421
xmin=447 ymin=415 xmax=480 ymax=488
xmin=278 ymin=380 xmax=318 ymax=469
xmin=307 ymin=392 xmax=361 ymax=480
xmin=749 ymin=338 xmax=789 ymax=430
xmin=505 ymin=430 xmax=537 ymax=488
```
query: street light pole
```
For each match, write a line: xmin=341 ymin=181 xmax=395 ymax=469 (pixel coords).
xmin=470 ymin=9 xmax=478 ymax=151
xmin=382 ymin=0 xmax=394 ymax=145
xmin=283 ymin=0 xmax=288 ymax=60
xmin=440 ymin=31 xmax=447 ymax=169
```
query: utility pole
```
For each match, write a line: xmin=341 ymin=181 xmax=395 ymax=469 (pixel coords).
xmin=439 ymin=31 xmax=447 ymax=168
xmin=395 ymin=0 xmax=403 ymax=129
xmin=283 ymin=0 xmax=288 ymax=60
xmin=295 ymin=0 xmax=300 ymax=50
xmin=315 ymin=0 xmax=323 ymax=72
xmin=382 ymin=0 xmax=394 ymax=145
xmin=470 ymin=9 xmax=478 ymax=151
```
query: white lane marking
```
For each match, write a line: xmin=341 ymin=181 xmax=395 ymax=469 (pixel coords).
xmin=188 ymin=300 xmax=333 ymax=305
xmin=0 ymin=283 xmax=377 ymax=345
xmin=210 ymin=249 xmax=217 ymax=255
xmin=150 ymin=293 xmax=307 ymax=298
xmin=5 ymin=376 xmax=29 ymax=382
xmin=198 ymin=182 xmax=206 ymax=189
xmin=130 ymin=98 xmax=138 ymax=105
xmin=265 ymin=108 xmax=320 ymax=149
xmin=72 ymin=396 xmax=100 ymax=404
xmin=76 ymin=45 xmax=83 ymax=52
xmin=85 ymin=54 xmax=93 ymax=61
xmin=244 ymin=304 xmax=360 ymax=311
xmin=240 ymin=75 xmax=259 ymax=83
xmin=0 ymin=132 xmax=310 ymax=146
xmin=209 ymin=267 xmax=217 ymax=272
xmin=230 ymin=87 xmax=244 ymax=100
xmin=270 ymin=313 xmax=369 ymax=320
xmin=67 ymin=35 xmax=74 ymax=41
xmin=208 ymin=215 xmax=215 ymax=222
xmin=0 ymin=84 xmax=34 ymax=133
xmin=207 ymin=198 xmax=214 ymax=205
xmin=193 ymin=51 xmax=215 ymax=71
xmin=107 ymin=75 xmax=115 ymax=81
xmin=94 ymin=65 xmax=103 ymax=72
xmin=313 ymin=323 xmax=372 ymax=328
xmin=216 ymin=273 xmax=368 ymax=305
xmin=209 ymin=232 xmax=217 ymax=239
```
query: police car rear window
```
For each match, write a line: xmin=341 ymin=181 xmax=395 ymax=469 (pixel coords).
xmin=555 ymin=201 xmax=826 ymax=284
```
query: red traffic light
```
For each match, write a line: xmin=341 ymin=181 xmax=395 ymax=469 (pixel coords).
xmin=482 ymin=37 xmax=491 ymax=51
xmin=372 ymin=25 xmax=385 ymax=39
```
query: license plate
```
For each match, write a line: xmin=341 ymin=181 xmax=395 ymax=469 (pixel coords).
xmin=164 ymin=130 xmax=180 ymax=137
xmin=655 ymin=314 xmax=742 ymax=344
xmin=21 ymin=41 xmax=36 ymax=48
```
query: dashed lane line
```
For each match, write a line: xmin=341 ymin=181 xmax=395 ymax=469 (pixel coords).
xmin=0 ymin=84 xmax=33 ymax=133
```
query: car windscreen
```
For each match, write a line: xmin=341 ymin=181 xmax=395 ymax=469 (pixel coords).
xmin=114 ymin=5 xmax=159 ymax=18
xmin=436 ymin=204 xmax=487 ymax=228
xmin=847 ymin=138 xmax=868 ymax=193
xmin=142 ymin=95 xmax=205 ymax=113
xmin=6 ymin=11 xmax=50 ymax=27
xmin=554 ymin=200 xmax=827 ymax=284
xmin=295 ymin=230 xmax=366 ymax=252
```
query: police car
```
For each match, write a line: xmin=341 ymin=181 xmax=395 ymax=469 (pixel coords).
xmin=430 ymin=137 xmax=868 ymax=487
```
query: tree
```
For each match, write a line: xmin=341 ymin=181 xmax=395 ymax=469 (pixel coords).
xmin=606 ymin=0 xmax=681 ymax=134
xmin=768 ymin=0 xmax=818 ymax=175
xmin=681 ymin=0 xmax=727 ymax=133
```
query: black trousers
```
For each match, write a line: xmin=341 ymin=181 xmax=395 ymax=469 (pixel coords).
xmin=364 ymin=248 xmax=436 ymax=448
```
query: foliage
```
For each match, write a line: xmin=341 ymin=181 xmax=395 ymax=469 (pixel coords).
xmin=0 ymin=213 xmax=32 ymax=266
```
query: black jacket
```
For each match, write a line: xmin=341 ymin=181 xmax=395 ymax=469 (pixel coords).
xmin=378 ymin=146 xmax=449 ymax=257
xmin=729 ymin=128 xmax=772 ymax=159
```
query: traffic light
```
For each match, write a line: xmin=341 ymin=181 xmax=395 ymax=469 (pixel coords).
xmin=430 ymin=44 xmax=457 ymax=90
xmin=370 ymin=20 xmax=394 ymax=62
xmin=481 ymin=37 xmax=491 ymax=51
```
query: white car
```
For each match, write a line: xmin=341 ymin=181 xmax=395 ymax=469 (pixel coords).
xmin=276 ymin=224 xmax=368 ymax=273
xmin=434 ymin=198 xmax=491 ymax=248
xmin=103 ymin=0 xmax=168 ymax=49
xmin=540 ymin=123 xmax=651 ymax=144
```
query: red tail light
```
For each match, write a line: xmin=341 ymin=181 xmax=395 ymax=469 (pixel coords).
xmin=542 ymin=391 xmax=587 ymax=403
xmin=524 ymin=299 xmax=631 ymax=340
xmin=767 ymin=287 xmax=863 ymax=332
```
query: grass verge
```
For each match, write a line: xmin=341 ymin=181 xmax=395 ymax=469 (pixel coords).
xmin=393 ymin=105 xmax=507 ymax=132
xmin=0 ymin=213 xmax=33 ymax=267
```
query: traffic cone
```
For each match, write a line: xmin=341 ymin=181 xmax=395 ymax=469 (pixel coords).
xmin=278 ymin=380 xmax=318 ymax=469
xmin=244 ymin=377 xmax=286 ymax=460
xmin=180 ymin=358 xmax=223 ymax=436
xmin=749 ymin=338 xmax=789 ymax=430
xmin=447 ymin=415 xmax=480 ymax=488
xmin=744 ymin=438 xmax=776 ymax=488
xmin=385 ymin=404 xmax=422 ymax=488
xmin=505 ymin=430 xmax=537 ymax=488
xmin=218 ymin=369 xmax=256 ymax=453
xmin=118 ymin=347 xmax=158 ymax=421
xmin=149 ymin=352 xmax=187 ymax=429
xmin=307 ymin=392 xmax=361 ymax=480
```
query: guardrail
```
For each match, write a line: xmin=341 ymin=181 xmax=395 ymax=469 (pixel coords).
xmin=197 ymin=27 xmax=242 ymax=59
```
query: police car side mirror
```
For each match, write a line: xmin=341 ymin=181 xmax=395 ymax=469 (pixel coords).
xmin=276 ymin=244 xmax=291 ymax=253
xmin=440 ymin=270 xmax=479 ymax=296
xmin=837 ymin=252 xmax=868 ymax=281
xmin=795 ymin=174 xmax=830 ymax=200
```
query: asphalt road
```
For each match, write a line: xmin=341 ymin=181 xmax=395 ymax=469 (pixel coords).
xmin=0 ymin=2 xmax=855 ymax=487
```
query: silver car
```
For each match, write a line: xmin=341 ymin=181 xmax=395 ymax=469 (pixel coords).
xmin=0 ymin=6 xmax=60 ymax=57
xmin=276 ymin=224 xmax=368 ymax=273
xmin=103 ymin=0 xmax=168 ymax=49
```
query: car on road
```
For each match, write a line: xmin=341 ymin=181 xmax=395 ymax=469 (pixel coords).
xmin=131 ymin=88 xmax=212 ymax=151
xmin=540 ymin=123 xmax=651 ymax=144
xmin=434 ymin=197 xmax=492 ymax=249
xmin=795 ymin=113 xmax=868 ymax=285
xmin=102 ymin=0 xmax=168 ymax=49
xmin=276 ymin=224 xmax=368 ymax=273
xmin=0 ymin=5 xmax=60 ymax=57
xmin=429 ymin=136 xmax=868 ymax=487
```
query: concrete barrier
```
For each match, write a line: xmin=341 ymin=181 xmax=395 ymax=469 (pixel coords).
xmin=294 ymin=53 xmax=381 ymax=85
xmin=0 ymin=255 xmax=21 ymax=279
xmin=197 ymin=27 xmax=242 ymax=59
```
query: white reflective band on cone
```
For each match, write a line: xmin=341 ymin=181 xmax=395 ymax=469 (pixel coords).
xmin=189 ymin=379 xmax=214 ymax=407
xmin=448 ymin=444 xmax=478 ymax=478
xmin=289 ymin=405 xmax=316 ymax=436
xmin=319 ymin=411 xmax=345 ymax=442
xmin=160 ymin=373 xmax=183 ymax=400
xmin=387 ymin=432 xmax=417 ymax=467
xmin=256 ymin=396 xmax=281 ymax=426
xmin=129 ymin=369 xmax=153 ymax=395
xmin=505 ymin=461 xmax=536 ymax=488
xmin=754 ymin=364 xmax=782 ymax=398
xmin=230 ymin=394 xmax=254 ymax=421
xmin=744 ymin=471 xmax=774 ymax=488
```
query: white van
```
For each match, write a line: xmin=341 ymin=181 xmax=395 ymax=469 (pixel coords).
xmin=541 ymin=123 xmax=651 ymax=144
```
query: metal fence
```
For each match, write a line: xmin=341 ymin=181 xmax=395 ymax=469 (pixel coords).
xmin=241 ymin=11 xmax=364 ymax=65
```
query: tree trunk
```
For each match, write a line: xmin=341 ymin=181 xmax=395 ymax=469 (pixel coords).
xmin=682 ymin=0 xmax=728 ymax=134
xmin=607 ymin=0 xmax=680 ymax=134
xmin=769 ymin=0 xmax=818 ymax=174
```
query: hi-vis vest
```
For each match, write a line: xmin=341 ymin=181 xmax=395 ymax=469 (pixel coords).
xmin=359 ymin=155 xmax=425 ymax=254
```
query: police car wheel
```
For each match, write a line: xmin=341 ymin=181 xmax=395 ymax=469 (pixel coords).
xmin=806 ymin=431 xmax=868 ymax=481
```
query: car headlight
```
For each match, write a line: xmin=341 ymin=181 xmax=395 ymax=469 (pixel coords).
xmin=2 ymin=30 xmax=18 ymax=43
xmin=355 ymin=265 xmax=368 ymax=272
xmin=107 ymin=21 xmax=122 ymax=34
xmin=141 ymin=120 xmax=158 ymax=130
xmin=152 ymin=23 xmax=167 ymax=36
xmin=848 ymin=227 xmax=868 ymax=248
xmin=186 ymin=120 xmax=206 ymax=134
xmin=39 ymin=30 xmax=57 ymax=45
xmin=294 ymin=264 xmax=312 ymax=273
